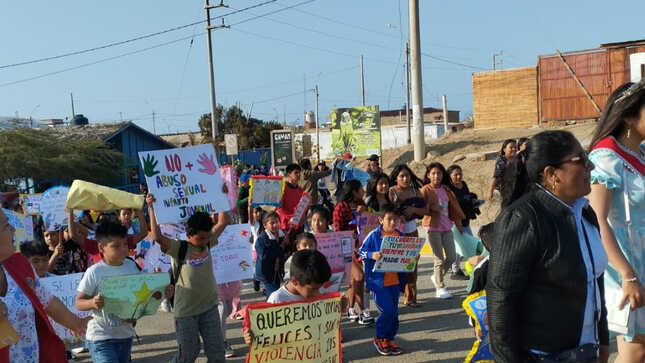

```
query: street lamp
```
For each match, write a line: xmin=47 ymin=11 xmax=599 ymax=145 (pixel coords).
xmin=29 ymin=104 xmax=40 ymax=128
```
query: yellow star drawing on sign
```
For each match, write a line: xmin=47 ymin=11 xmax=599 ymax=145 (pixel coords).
xmin=133 ymin=282 xmax=153 ymax=306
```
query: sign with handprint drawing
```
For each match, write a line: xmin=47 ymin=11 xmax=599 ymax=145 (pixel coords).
xmin=39 ymin=186 xmax=70 ymax=231
xmin=100 ymin=273 xmax=170 ymax=320
xmin=139 ymin=144 xmax=229 ymax=224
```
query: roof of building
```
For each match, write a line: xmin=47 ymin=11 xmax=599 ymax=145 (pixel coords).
xmin=47 ymin=121 xmax=175 ymax=148
xmin=600 ymin=39 xmax=645 ymax=49
xmin=379 ymin=107 xmax=458 ymax=117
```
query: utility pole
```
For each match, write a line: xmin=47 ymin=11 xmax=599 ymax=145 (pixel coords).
xmin=492 ymin=51 xmax=503 ymax=71
xmin=442 ymin=95 xmax=449 ymax=137
xmin=409 ymin=0 xmax=425 ymax=161
xmin=360 ymin=55 xmax=366 ymax=106
xmin=204 ymin=0 xmax=228 ymax=143
xmin=70 ymin=93 xmax=75 ymax=119
xmin=405 ymin=42 xmax=411 ymax=144
xmin=283 ymin=105 xmax=286 ymax=126
xmin=152 ymin=111 xmax=156 ymax=134
xmin=314 ymin=85 xmax=320 ymax=162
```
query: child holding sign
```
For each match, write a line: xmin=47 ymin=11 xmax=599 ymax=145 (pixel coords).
xmin=75 ymin=220 xmax=152 ymax=363
xmin=283 ymin=233 xmax=317 ymax=281
xmin=359 ymin=204 xmax=407 ymax=356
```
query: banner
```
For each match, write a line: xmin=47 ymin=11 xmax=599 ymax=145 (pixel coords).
xmin=330 ymin=105 xmax=381 ymax=158
xmin=211 ymin=224 xmax=254 ymax=284
xmin=289 ymin=192 xmax=312 ymax=228
xmin=315 ymin=231 xmax=353 ymax=293
xmin=244 ymin=293 xmax=342 ymax=363
xmin=41 ymin=273 xmax=90 ymax=342
xmin=250 ymin=176 xmax=285 ymax=207
xmin=220 ymin=166 xmax=239 ymax=211
xmin=100 ymin=273 xmax=170 ymax=320
xmin=66 ymin=179 xmax=144 ymax=211
xmin=271 ymin=130 xmax=295 ymax=168
xmin=139 ymin=144 xmax=229 ymax=224
xmin=38 ymin=186 xmax=70 ymax=231
xmin=373 ymin=236 xmax=425 ymax=273
xmin=3 ymin=209 xmax=32 ymax=247
xmin=462 ymin=291 xmax=493 ymax=363
xmin=19 ymin=193 xmax=41 ymax=215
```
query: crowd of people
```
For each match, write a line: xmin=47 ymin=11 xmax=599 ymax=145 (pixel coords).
xmin=4 ymin=79 xmax=645 ymax=362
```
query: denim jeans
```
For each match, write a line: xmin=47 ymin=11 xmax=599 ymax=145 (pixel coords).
xmin=87 ymin=338 xmax=132 ymax=363
xmin=173 ymin=304 xmax=225 ymax=363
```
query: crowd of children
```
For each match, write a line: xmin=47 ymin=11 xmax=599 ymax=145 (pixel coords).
xmin=1 ymin=154 xmax=487 ymax=362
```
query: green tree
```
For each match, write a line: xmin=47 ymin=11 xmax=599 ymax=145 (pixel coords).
xmin=0 ymin=128 xmax=125 ymax=189
xmin=197 ymin=105 xmax=282 ymax=150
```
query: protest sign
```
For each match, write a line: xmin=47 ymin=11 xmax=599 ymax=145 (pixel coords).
xmin=19 ymin=193 xmax=41 ymax=215
xmin=66 ymin=179 xmax=144 ymax=211
xmin=330 ymin=106 xmax=381 ymax=158
xmin=41 ymin=273 xmax=90 ymax=342
xmin=100 ymin=273 xmax=170 ymax=320
xmin=373 ymin=236 xmax=425 ymax=273
xmin=225 ymin=134 xmax=238 ymax=155
xmin=143 ymin=242 xmax=171 ymax=273
xmin=211 ymin=224 xmax=254 ymax=284
xmin=356 ymin=212 xmax=379 ymax=244
xmin=289 ymin=192 xmax=312 ymax=228
xmin=39 ymin=186 xmax=70 ymax=231
xmin=139 ymin=144 xmax=229 ymax=224
xmin=160 ymin=223 xmax=187 ymax=241
xmin=315 ymin=231 xmax=353 ymax=293
xmin=2 ymin=209 xmax=32 ymax=247
xmin=220 ymin=166 xmax=239 ymax=211
xmin=249 ymin=176 xmax=284 ymax=207
xmin=244 ymin=293 xmax=342 ymax=363
xmin=271 ymin=130 xmax=295 ymax=168
xmin=462 ymin=291 xmax=493 ymax=363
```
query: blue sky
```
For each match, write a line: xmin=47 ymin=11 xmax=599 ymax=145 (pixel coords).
xmin=1 ymin=1 xmax=644 ymax=134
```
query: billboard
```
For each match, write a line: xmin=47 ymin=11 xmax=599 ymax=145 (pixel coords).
xmin=330 ymin=105 xmax=381 ymax=157
xmin=270 ymin=130 xmax=295 ymax=168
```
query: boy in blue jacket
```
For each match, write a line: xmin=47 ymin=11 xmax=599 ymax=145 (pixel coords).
xmin=359 ymin=204 xmax=407 ymax=356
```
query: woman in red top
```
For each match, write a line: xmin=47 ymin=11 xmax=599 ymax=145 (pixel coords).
xmin=333 ymin=179 xmax=374 ymax=325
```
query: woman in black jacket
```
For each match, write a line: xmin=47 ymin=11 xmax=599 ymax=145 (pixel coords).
xmin=488 ymin=130 xmax=609 ymax=363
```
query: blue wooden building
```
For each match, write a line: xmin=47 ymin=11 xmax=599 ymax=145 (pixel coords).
xmin=52 ymin=122 xmax=175 ymax=192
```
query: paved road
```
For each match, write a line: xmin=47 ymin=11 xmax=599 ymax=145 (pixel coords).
xmin=76 ymin=257 xmax=620 ymax=362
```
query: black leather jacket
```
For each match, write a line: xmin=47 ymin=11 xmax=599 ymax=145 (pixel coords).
xmin=487 ymin=188 xmax=609 ymax=363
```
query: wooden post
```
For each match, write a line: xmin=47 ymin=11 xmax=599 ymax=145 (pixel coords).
xmin=555 ymin=49 xmax=601 ymax=113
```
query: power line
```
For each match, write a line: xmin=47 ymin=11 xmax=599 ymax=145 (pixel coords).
xmin=229 ymin=0 xmax=316 ymax=26
xmin=0 ymin=0 xmax=279 ymax=70
xmin=253 ymin=90 xmax=310 ymax=104
xmin=421 ymin=52 xmax=487 ymax=71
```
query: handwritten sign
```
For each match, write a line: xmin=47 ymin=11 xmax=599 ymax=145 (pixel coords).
xmin=289 ymin=192 xmax=312 ymax=228
xmin=250 ymin=176 xmax=284 ymax=207
xmin=373 ymin=236 xmax=425 ymax=273
xmin=211 ymin=224 xmax=254 ymax=284
xmin=462 ymin=291 xmax=493 ymax=363
xmin=19 ymin=193 xmax=41 ymax=215
xmin=244 ymin=293 xmax=342 ymax=363
xmin=41 ymin=273 xmax=90 ymax=342
xmin=356 ymin=212 xmax=379 ymax=244
xmin=220 ymin=166 xmax=239 ymax=211
xmin=315 ymin=231 xmax=353 ymax=293
xmin=160 ymin=223 xmax=187 ymax=241
xmin=139 ymin=144 xmax=229 ymax=224
xmin=143 ymin=242 xmax=171 ymax=273
xmin=100 ymin=273 xmax=170 ymax=320
xmin=2 ymin=209 xmax=32 ymax=247
xmin=39 ymin=186 xmax=70 ymax=231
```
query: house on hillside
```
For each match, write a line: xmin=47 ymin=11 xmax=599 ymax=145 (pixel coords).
xmin=472 ymin=39 xmax=645 ymax=129
xmin=49 ymin=121 xmax=175 ymax=192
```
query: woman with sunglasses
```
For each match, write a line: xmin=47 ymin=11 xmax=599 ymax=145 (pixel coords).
xmin=488 ymin=130 xmax=609 ymax=363
xmin=589 ymin=80 xmax=645 ymax=362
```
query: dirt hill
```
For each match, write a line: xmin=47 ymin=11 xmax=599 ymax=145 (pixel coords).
xmin=351 ymin=122 xmax=597 ymax=227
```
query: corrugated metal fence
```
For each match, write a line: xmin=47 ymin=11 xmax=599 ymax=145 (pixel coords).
xmin=217 ymin=148 xmax=271 ymax=167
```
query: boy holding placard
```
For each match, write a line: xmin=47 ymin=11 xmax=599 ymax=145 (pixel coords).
xmin=359 ymin=204 xmax=407 ymax=356
xmin=146 ymin=193 xmax=229 ymax=363
xmin=75 ymin=220 xmax=144 ymax=363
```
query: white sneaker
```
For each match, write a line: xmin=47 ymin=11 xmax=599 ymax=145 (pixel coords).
xmin=358 ymin=310 xmax=374 ymax=325
xmin=224 ymin=342 xmax=235 ymax=358
xmin=347 ymin=308 xmax=359 ymax=321
xmin=436 ymin=287 xmax=453 ymax=299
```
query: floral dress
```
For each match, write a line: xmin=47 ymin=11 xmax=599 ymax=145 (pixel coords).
xmin=590 ymin=136 xmax=645 ymax=339
xmin=1 ymin=266 xmax=54 ymax=363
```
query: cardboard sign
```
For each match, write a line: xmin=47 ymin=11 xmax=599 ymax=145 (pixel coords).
xmin=373 ymin=236 xmax=425 ymax=273
xmin=220 ymin=166 xmax=239 ymax=211
xmin=139 ymin=144 xmax=229 ymax=224
xmin=249 ymin=176 xmax=285 ymax=207
xmin=19 ymin=193 xmax=41 ymax=215
xmin=39 ymin=186 xmax=70 ymax=231
xmin=462 ymin=291 xmax=493 ymax=363
xmin=3 ymin=209 xmax=32 ymax=247
xmin=289 ymin=192 xmax=312 ymax=228
xmin=100 ymin=273 xmax=170 ymax=320
xmin=41 ymin=273 xmax=91 ymax=342
xmin=66 ymin=179 xmax=144 ymax=211
xmin=315 ymin=231 xmax=353 ymax=293
xmin=244 ymin=293 xmax=342 ymax=363
xmin=211 ymin=224 xmax=254 ymax=284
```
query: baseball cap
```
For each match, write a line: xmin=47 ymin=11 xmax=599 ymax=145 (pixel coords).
xmin=240 ymin=173 xmax=251 ymax=183
xmin=367 ymin=154 xmax=379 ymax=162
xmin=342 ymin=152 xmax=353 ymax=160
